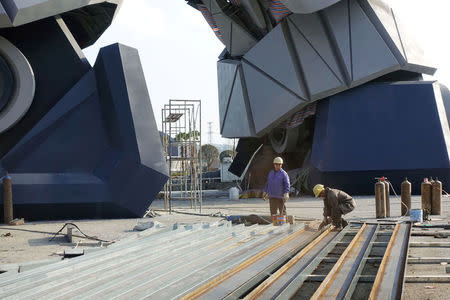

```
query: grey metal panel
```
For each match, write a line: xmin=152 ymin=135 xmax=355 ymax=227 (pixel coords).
xmin=244 ymin=23 xmax=306 ymax=99
xmin=215 ymin=14 xmax=232 ymax=50
xmin=0 ymin=222 xmax=303 ymax=299
xmin=203 ymin=0 xmax=257 ymax=57
xmin=222 ymin=69 xmax=252 ymax=138
xmin=322 ymin=0 xmax=352 ymax=80
xmin=242 ymin=61 xmax=304 ymax=134
xmin=230 ymin=21 xmax=258 ymax=56
xmin=280 ymin=0 xmax=341 ymax=14
xmin=202 ymin=0 xmax=221 ymax=15
xmin=0 ymin=0 xmax=121 ymax=27
xmin=393 ymin=9 xmax=436 ymax=75
xmin=288 ymin=19 xmax=345 ymax=100
xmin=288 ymin=13 xmax=343 ymax=82
xmin=217 ymin=59 xmax=239 ymax=129
xmin=240 ymin=0 xmax=267 ymax=31
xmin=214 ymin=11 xmax=256 ymax=57
xmin=0 ymin=2 xmax=11 ymax=27
xmin=359 ymin=0 xmax=406 ymax=64
xmin=349 ymin=0 xmax=399 ymax=84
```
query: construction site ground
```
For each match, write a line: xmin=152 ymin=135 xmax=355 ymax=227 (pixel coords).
xmin=0 ymin=193 xmax=449 ymax=299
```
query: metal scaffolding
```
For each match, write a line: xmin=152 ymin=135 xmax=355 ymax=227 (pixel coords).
xmin=161 ymin=99 xmax=202 ymax=213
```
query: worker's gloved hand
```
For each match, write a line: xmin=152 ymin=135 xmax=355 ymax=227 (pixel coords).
xmin=262 ymin=192 xmax=268 ymax=201
xmin=318 ymin=217 xmax=331 ymax=231
xmin=318 ymin=221 xmax=327 ymax=230
xmin=283 ymin=193 xmax=289 ymax=201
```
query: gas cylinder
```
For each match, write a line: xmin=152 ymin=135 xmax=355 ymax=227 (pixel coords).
xmin=384 ymin=180 xmax=390 ymax=217
xmin=375 ymin=180 xmax=386 ymax=218
xmin=431 ymin=178 xmax=442 ymax=215
xmin=401 ymin=178 xmax=411 ymax=216
xmin=421 ymin=178 xmax=432 ymax=214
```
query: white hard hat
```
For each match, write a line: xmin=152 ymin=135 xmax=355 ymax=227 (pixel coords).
xmin=273 ymin=157 xmax=283 ymax=164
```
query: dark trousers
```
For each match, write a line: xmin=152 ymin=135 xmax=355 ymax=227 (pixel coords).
xmin=331 ymin=202 xmax=355 ymax=226
xmin=269 ymin=198 xmax=286 ymax=215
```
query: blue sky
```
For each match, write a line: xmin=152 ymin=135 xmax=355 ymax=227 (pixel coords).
xmin=84 ymin=0 xmax=450 ymax=145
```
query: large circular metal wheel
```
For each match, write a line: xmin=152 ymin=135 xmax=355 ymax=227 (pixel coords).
xmin=0 ymin=35 xmax=35 ymax=134
xmin=269 ymin=126 xmax=299 ymax=153
xmin=0 ymin=55 xmax=14 ymax=112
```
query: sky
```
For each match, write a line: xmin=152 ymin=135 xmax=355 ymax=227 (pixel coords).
xmin=83 ymin=0 xmax=450 ymax=145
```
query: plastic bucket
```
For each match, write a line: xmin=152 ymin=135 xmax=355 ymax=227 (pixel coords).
xmin=410 ymin=209 xmax=423 ymax=223
xmin=229 ymin=187 xmax=239 ymax=201
xmin=272 ymin=215 xmax=287 ymax=226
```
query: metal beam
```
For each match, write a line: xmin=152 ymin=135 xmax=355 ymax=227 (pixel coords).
xmin=344 ymin=225 xmax=381 ymax=299
xmin=223 ymin=225 xmax=331 ymax=300
xmin=181 ymin=224 xmax=310 ymax=299
xmin=407 ymin=257 xmax=450 ymax=264
xmin=274 ymin=225 xmax=359 ymax=299
xmin=368 ymin=223 xmax=412 ymax=300
xmin=311 ymin=224 xmax=378 ymax=300
xmin=409 ymin=242 xmax=450 ymax=247
xmin=242 ymin=226 xmax=334 ymax=299
xmin=405 ymin=275 xmax=450 ymax=283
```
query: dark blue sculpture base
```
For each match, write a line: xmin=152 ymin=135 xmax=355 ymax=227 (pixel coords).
xmin=309 ymin=81 xmax=450 ymax=195
xmin=0 ymin=43 xmax=168 ymax=222
xmin=0 ymin=203 xmax=138 ymax=222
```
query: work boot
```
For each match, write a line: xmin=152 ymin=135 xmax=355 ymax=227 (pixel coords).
xmin=342 ymin=219 xmax=348 ymax=228
xmin=332 ymin=225 xmax=343 ymax=231
xmin=332 ymin=218 xmax=342 ymax=228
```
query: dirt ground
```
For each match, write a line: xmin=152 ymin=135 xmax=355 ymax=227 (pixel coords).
xmin=0 ymin=193 xmax=449 ymax=299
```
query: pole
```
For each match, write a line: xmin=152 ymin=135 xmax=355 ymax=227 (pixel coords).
xmin=3 ymin=172 xmax=13 ymax=224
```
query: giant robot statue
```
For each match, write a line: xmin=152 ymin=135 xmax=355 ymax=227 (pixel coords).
xmin=188 ymin=0 xmax=450 ymax=194
xmin=0 ymin=0 xmax=169 ymax=220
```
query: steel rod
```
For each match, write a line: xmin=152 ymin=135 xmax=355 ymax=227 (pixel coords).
xmin=243 ymin=226 xmax=334 ymax=300
xmin=344 ymin=225 xmax=380 ymax=300
xmin=368 ymin=223 xmax=411 ymax=300
xmin=311 ymin=224 xmax=377 ymax=300
xmin=274 ymin=225 xmax=359 ymax=299
xmin=224 ymin=224 xmax=330 ymax=300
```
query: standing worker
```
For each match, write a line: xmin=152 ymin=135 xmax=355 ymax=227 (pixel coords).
xmin=263 ymin=157 xmax=290 ymax=216
xmin=314 ymin=184 xmax=356 ymax=230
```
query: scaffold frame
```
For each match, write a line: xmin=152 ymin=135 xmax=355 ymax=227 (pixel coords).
xmin=161 ymin=99 xmax=202 ymax=213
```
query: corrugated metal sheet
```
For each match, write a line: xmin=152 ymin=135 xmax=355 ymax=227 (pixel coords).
xmin=0 ymin=221 xmax=304 ymax=299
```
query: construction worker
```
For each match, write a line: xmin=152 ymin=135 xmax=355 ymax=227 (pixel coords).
xmin=314 ymin=184 xmax=356 ymax=230
xmin=263 ymin=157 xmax=290 ymax=215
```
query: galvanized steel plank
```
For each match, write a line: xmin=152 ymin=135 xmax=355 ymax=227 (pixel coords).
xmin=368 ymin=223 xmax=411 ymax=300
xmin=311 ymin=224 xmax=377 ymax=299
xmin=1 ymin=225 xmax=232 ymax=298
xmin=57 ymin=224 xmax=276 ymax=300
xmin=243 ymin=226 xmax=335 ymax=299
xmin=344 ymin=225 xmax=381 ymax=300
xmin=223 ymin=225 xmax=332 ymax=300
xmin=34 ymin=224 xmax=250 ymax=300
xmin=274 ymin=225 xmax=362 ymax=299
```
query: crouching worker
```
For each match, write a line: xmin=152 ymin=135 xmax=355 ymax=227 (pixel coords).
xmin=313 ymin=184 xmax=356 ymax=230
xmin=263 ymin=157 xmax=290 ymax=216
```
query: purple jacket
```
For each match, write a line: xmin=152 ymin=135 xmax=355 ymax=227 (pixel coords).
xmin=264 ymin=169 xmax=290 ymax=199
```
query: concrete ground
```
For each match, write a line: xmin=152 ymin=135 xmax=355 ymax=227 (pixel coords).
xmin=1 ymin=193 xmax=448 ymax=267
xmin=150 ymin=193 xmax=450 ymax=224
